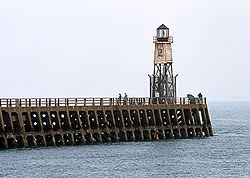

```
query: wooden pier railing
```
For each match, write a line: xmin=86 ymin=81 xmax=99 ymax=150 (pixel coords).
xmin=0 ymin=97 xmax=206 ymax=108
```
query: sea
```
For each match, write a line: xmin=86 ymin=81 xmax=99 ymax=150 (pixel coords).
xmin=0 ymin=102 xmax=249 ymax=178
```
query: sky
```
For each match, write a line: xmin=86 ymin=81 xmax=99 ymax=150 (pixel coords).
xmin=0 ymin=0 xmax=249 ymax=101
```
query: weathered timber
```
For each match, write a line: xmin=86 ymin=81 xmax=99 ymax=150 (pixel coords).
xmin=0 ymin=97 xmax=213 ymax=149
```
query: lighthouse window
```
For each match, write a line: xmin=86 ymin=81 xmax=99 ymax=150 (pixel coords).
xmin=158 ymin=49 xmax=163 ymax=56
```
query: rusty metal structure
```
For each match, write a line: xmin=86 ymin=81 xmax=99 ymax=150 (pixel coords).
xmin=0 ymin=25 xmax=213 ymax=149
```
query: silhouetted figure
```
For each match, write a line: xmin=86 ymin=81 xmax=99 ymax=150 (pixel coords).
xmin=198 ymin=93 xmax=203 ymax=104
xmin=124 ymin=93 xmax=128 ymax=105
xmin=118 ymin=93 xmax=122 ymax=104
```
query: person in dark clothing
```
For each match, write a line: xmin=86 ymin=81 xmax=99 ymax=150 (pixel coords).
xmin=198 ymin=93 xmax=203 ymax=104
xmin=118 ymin=93 xmax=122 ymax=104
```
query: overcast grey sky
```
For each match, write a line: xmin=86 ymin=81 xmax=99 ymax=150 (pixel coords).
xmin=0 ymin=0 xmax=249 ymax=101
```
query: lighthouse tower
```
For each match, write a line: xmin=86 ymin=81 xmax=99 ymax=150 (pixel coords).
xmin=149 ymin=24 xmax=176 ymax=101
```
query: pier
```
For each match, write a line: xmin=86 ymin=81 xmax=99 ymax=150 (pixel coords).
xmin=0 ymin=97 xmax=213 ymax=149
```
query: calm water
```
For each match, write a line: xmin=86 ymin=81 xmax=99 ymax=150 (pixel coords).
xmin=0 ymin=102 xmax=250 ymax=178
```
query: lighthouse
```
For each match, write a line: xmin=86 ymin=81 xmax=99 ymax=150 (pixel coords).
xmin=149 ymin=24 xmax=176 ymax=101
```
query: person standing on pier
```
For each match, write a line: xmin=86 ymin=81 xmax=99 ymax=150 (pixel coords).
xmin=124 ymin=93 xmax=128 ymax=105
xmin=198 ymin=93 xmax=203 ymax=104
xmin=118 ymin=93 xmax=122 ymax=104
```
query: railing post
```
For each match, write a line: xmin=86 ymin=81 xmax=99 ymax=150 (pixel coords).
xmin=100 ymin=98 xmax=103 ymax=106
xmin=66 ymin=98 xmax=69 ymax=106
xmin=75 ymin=98 xmax=77 ymax=107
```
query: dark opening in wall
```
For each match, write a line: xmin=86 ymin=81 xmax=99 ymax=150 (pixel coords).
xmin=79 ymin=111 xmax=89 ymax=130
xmin=126 ymin=131 xmax=133 ymax=141
xmin=101 ymin=132 xmax=109 ymax=142
xmin=184 ymin=109 xmax=193 ymax=125
xmin=0 ymin=137 xmax=6 ymax=149
xmin=22 ymin=112 xmax=32 ymax=132
xmin=195 ymin=128 xmax=202 ymax=137
xmin=158 ymin=130 xmax=164 ymax=139
xmin=74 ymin=132 xmax=83 ymax=145
xmin=105 ymin=111 xmax=114 ymax=128
xmin=30 ymin=112 xmax=42 ymax=132
xmin=2 ymin=110 xmax=12 ymax=133
xmin=7 ymin=138 xmax=15 ymax=148
xmin=113 ymin=110 xmax=123 ymax=129
xmin=26 ymin=136 xmax=35 ymax=147
xmin=180 ymin=128 xmax=187 ymax=138
xmin=118 ymin=131 xmax=126 ymax=142
xmin=88 ymin=111 xmax=98 ymax=130
xmin=134 ymin=130 xmax=142 ymax=141
xmin=110 ymin=132 xmax=117 ymax=142
xmin=139 ymin=110 xmax=147 ymax=127
xmin=35 ymin=135 xmax=45 ymax=146
xmin=169 ymin=109 xmax=177 ymax=126
xmin=143 ymin=130 xmax=150 ymax=140
xmin=55 ymin=134 xmax=63 ymax=146
xmin=165 ymin=129 xmax=172 ymax=139
xmin=84 ymin=133 xmax=92 ymax=144
xmin=11 ymin=112 xmax=21 ymax=133
xmin=63 ymin=133 xmax=73 ymax=145
xmin=50 ymin=112 xmax=60 ymax=131
xmin=188 ymin=128 xmax=195 ymax=137
xmin=97 ymin=111 xmax=107 ymax=129
xmin=130 ymin=110 xmax=140 ymax=127
xmin=40 ymin=112 xmax=51 ymax=132
xmin=45 ymin=134 xmax=54 ymax=146
xmin=161 ymin=109 xmax=170 ymax=126
xmin=147 ymin=110 xmax=155 ymax=126
xmin=93 ymin=132 xmax=101 ymax=143
xmin=122 ymin=110 xmax=131 ymax=128
xmin=69 ymin=111 xmax=80 ymax=130
xmin=59 ymin=111 xmax=70 ymax=130
xmin=154 ymin=109 xmax=162 ymax=126
xmin=173 ymin=129 xmax=180 ymax=138
xmin=16 ymin=136 xmax=24 ymax=148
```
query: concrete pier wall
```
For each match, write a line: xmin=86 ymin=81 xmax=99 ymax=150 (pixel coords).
xmin=0 ymin=97 xmax=213 ymax=149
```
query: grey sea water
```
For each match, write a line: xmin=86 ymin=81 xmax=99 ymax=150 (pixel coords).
xmin=0 ymin=102 xmax=249 ymax=178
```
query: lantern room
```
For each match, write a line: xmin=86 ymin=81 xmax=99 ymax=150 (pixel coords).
xmin=157 ymin=24 xmax=169 ymax=38
xmin=154 ymin=24 xmax=173 ymax=43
